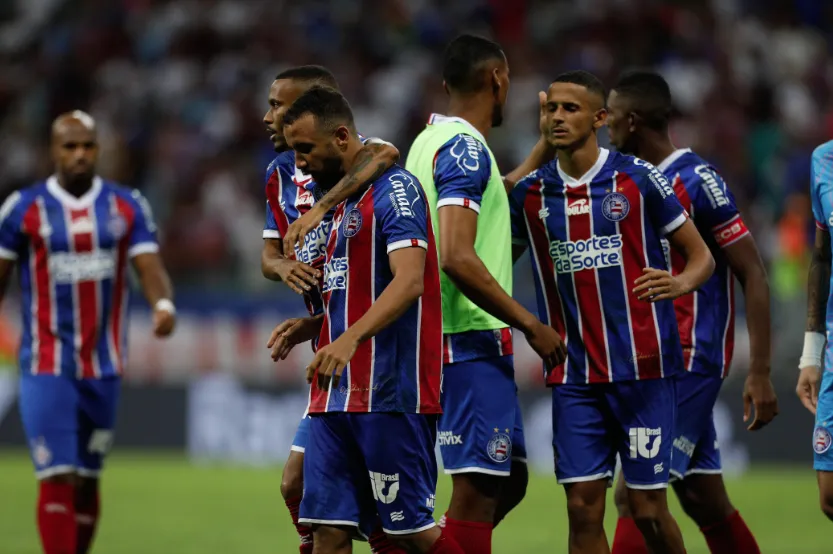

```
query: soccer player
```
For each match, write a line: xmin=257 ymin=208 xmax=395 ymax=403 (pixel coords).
xmin=259 ymin=65 xmax=402 ymax=554
xmin=605 ymin=71 xmax=778 ymax=554
xmin=509 ymin=71 xmax=715 ymax=554
xmin=280 ymin=86 xmax=464 ymax=554
xmin=0 ymin=111 xmax=175 ymax=554
xmin=283 ymin=35 xmax=563 ymax=554
xmin=798 ymin=139 xmax=833 ymax=523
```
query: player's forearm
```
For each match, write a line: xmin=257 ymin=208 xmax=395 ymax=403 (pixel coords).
xmin=442 ymin=252 xmax=537 ymax=334
xmin=262 ymin=252 xmax=290 ymax=281
xmin=676 ymin=246 xmax=714 ymax=294
xmin=502 ymin=137 xmax=554 ymax=193
xmin=343 ymin=270 xmax=423 ymax=345
xmin=740 ymin=265 xmax=772 ymax=376
xmin=315 ymin=143 xmax=399 ymax=213
xmin=134 ymin=254 xmax=174 ymax=306
xmin=807 ymin=230 xmax=832 ymax=333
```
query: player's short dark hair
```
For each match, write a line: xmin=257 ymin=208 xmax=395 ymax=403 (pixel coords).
xmin=552 ymin=70 xmax=606 ymax=105
xmin=612 ymin=71 xmax=673 ymax=131
xmin=282 ymin=86 xmax=356 ymax=133
xmin=275 ymin=65 xmax=339 ymax=90
xmin=442 ymin=34 xmax=505 ymax=94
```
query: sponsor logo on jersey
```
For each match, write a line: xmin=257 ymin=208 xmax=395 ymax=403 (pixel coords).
xmin=107 ymin=214 xmax=127 ymax=240
xmin=539 ymin=207 xmax=549 ymax=220
xmin=369 ymin=471 xmax=400 ymax=504
xmin=635 ymin=158 xmax=675 ymax=199
xmin=567 ymin=198 xmax=591 ymax=216
xmin=295 ymin=219 xmax=332 ymax=265
xmin=814 ymin=426 xmax=832 ymax=454
xmin=426 ymin=494 xmax=435 ymax=509
xmin=68 ymin=214 xmax=95 ymax=235
xmin=437 ymin=430 xmax=463 ymax=446
xmin=550 ymin=235 xmax=622 ymax=273
xmin=322 ymin=256 xmax=348 ymax=293
xmin=695 ymin=165 xmax=730 ymax=209
xmin=342 ymin=209 xmax=362 ymax=238
xmin=487 ymin=429 xmax=512 ymax=463
xmin=673 ymin=435 xmax=696 ymax=458
xmin=449 ymin=134 xmax=482 ymax=174
xmin=389 ymin=173 xmax=421 ymax=218
xmin=31 ymin=437 xmax=52 ymax=467
xmin=49 ymin=251 xmax=116 ymax=284
xmin=629 ymin=427 xmax=662 ymax=459
xmin=87 ymin=429 xmax=114 ymax=454
xmin=602 ymin=192 xmax=630 ymax=222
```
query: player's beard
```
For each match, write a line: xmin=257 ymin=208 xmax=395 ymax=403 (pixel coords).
xmin=308 ymin=156 xmax=346 ymax=188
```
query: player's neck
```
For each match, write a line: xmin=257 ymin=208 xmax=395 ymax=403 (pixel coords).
xmin=341 ymin=139 xmax=367 ymax=175
xmin=556 ymin=138 xmax=600 ymax=181
xmin=446 ymin=99 xmax=493 ymax=139
xmin=636 ymin=134 xmax=676 ymax=167
xmin=57 ymin=174 xmax=94 ymax=199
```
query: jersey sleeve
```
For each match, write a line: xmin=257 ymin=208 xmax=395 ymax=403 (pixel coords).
xmin=263 ymin=200 xmax=280 ymax=239
xmin=812 ymin=146 xmax=833 ymax=230
xmin=509 ymin=173 xmax=535 ymax=246
xmin=687 ymin=165 xmax=750 ymax=248
xmin=127 ymin=190 xmax=160 ymax=258
xmin=376 ymin=174 xmax=429 ymax=254
xmin=0 ymin=191 xmax=27 ymax=260
xmin=639 ymin=162 xmax=688 ymax=236
xmin=433 ymin=134 xmax=492 ymax=213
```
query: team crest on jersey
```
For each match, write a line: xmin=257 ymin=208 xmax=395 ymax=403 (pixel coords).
xmin=602 ymin=192 xmax=630 ymax=222
xmin=814 ymin=426 xmax=832 ymax=454
xmin=342 ymin=209 xmax=362 ymax=238
xmin=107 ymin=214 xmax=127 ymax=240
xmin=487 ymin=430 xmax=512 ymax=463
xmin=31 ymin=437 xmax=52 ymax=467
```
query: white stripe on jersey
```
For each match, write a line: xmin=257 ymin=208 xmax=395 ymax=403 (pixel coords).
xmin=639 ymin=191 xmax=665 ymax=378
xmin=91 ymin=206 xmax=102 ymax=378
xmin=65 ymin=206 xmax=83 ymax=379
xmin=341 ymin=233 xmax=352 ymax=412
xmin=586 ymin=188 xmax=613 ymax=382
xmin=612 ymin=173 xmax=639 ymax=380
xmin=106 ymin=195 xmax=119 ymax=373
xmin=563 ymin=190 xmax=589 ymax=383
xmin=415 ymin=296 xmax=422 ymax=413
xmin=39 ymin=197 xmax=60 ymax=376
xmin=368 ymin=216 xmax=377 ymax=412
xmin=721 ymin=270 xmax=733 ymax=375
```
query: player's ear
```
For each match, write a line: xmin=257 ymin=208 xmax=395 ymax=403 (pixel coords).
xmin=594 ymin=108 xmax=608 ymax=130
xmin=334 ymin=126 xmax=351 ymax=150
xmin=491 ymin=68 xmax=501 ymax=96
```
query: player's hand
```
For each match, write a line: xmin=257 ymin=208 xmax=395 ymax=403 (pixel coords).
xmin=797 ymin=365 xmax=822 ymax=415
xmin=525 ymin=321 xmax=568 ymax=370
xmin=152 ymin=307 xmax=176 ymax=338
xmin=276 ymin=259 xmax=321 ymax=295
xmin=306 ymin=333 xmax=359 ymax=390
xmin=633 ymin=268 xmax=688 ymax=302
xmin=742 ymin=372 xmax=779 ymax=431
xmin=284 ymin=204 xmax=327 ymax=255
xmin=267 ymin=317 xmax=322 ymax=361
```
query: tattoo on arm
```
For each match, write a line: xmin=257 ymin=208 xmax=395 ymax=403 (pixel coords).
xmin=320 ymin=146 xmax=389 ymax=210
xmin=807 ymin=229 xmax=831 ymax=332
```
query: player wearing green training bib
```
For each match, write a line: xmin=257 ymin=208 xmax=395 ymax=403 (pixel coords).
xmin=404 ymin=35 xmax=565 ymax=552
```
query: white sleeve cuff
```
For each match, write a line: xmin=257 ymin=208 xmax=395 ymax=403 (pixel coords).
xmin=364 ymin=137 xmax=394 ymax=147
xmin=660 ymin=213 xmax=687 ymax=236
xmin=387 ymin=239 xmax=428 ymax=254
xmin=437 ymin=197 xmax=481 ymax=214
xmin=128 ymin=242 xmax=159 ymax=258
xmin=0 ymin=246 xmax=17 ymax=260
xmin=263 ymin=229 xmax=281 ymax=239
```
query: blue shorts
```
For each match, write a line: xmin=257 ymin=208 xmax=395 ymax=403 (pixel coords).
xmin=300 ymin=412 xmax=438 ymax=536
xmin=19 ymin=374 xmax=120 ymax=479
xmin=814 ymin=369 xmax=833 ymax=471
xmin=437 ymin=355 xmax=526 ymax=476
xmin=552 ymin=378 xmax=675 ymax=489
xmin=669 ymin=372 xmax=722 ymax=480
xmin=291 ymin=415 xmax=311 ymax=453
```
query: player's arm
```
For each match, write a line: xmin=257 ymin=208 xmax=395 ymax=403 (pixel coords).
xmin=0 ymin=191 xmax=27 ymax=309
xmin=798 ymin=222 xmax=831 ymax=415
xmin=502 ymin=92 xmax=554 ymax=192
xmin=267 ymin=313 xmax=325 ymax=361
xmin=282 ymin=140 xmax=399 ymax=253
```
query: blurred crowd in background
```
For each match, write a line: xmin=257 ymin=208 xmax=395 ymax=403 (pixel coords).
xmin=0 ymin=0 xmax=832 ymax=373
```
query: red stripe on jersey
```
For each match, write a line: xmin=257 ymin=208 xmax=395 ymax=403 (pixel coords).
xmin=265 ymin=169 xmax=290 ymax=236
xmin=111 ymin=197 xmax=135 ymax=375
xmin=498 ymin=327 xmax=513 ymax=357
xmin=712 ymin=214 xmax=749 ymax=248
xmin=722 ymin=273 xmax=736 ymax=377
xmin=523 ymin=180 xmax=567 ymax=384
xmin=23 ymin=200 xmax=56 ymax=374
xmin=671 ymin=176 xmax=695 ymax=371
xmin=418 ymin=222 xmax=443 ymax=413
xmin=345 ymin=196 xmax=375 ymax=412
xmin=69 ymin=208 xmax=99 ymax=378
xmin=616 ymin=173 xmax=662 ymax=380
xmin=565 ymin=184 xmax=609 ymax=383
xmin=817 ymin=220 xmax=827 ymax=230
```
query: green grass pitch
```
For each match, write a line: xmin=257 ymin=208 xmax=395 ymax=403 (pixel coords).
xmin=0 ymin=451 xmax=827 ymax=553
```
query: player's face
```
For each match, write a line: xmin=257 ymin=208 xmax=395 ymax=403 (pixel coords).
xmin=51 ymin=122 xmax=98 ymax=183
xmin=606 ymin=90 xmax=638 ymax=155
xmin=542 ymin=82 xmax=607 ymax=151
xmin=284 ymin=114 xmax=346 ymax=186
xmin=264 ymin=79 xmax=307 ymax=152
xmin=491 ymin=57 xmax=510 ymax=128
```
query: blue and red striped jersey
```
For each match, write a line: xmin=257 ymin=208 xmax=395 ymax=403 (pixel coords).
xmin=0 ymin=176 xmax=159 ymax=379
xmin=509 ymin=148 xmax=687 ymax=385
xmin=658 ymin=149 xmax=748 ymax=378
xmin=310 ymin=166 xmax=442 ymax=414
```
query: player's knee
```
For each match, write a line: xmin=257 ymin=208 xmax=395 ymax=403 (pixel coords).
xmin=626 ymin=487 xmax=667 ymax=522
xmin=820 ymin=492 xmax=833 ymax=522
xmin=565 ymin=485 xmax=606 ymax=528
xmin=506 ymin=461 xmax=528 ymax=503
xmin=75 ymin=477 xmax=98 ymax=508
xmin=281 ymin=455 xmax=304 ymax=500
xmin=311 ymin=526 xmax=351 ymax=554
xmin=673 ymin=476 xmax=733 ymax=526
xmin=41 ymin=472 xmax=75 ymax=486
xmin=613 ymin=478 xmax=631 ymax=517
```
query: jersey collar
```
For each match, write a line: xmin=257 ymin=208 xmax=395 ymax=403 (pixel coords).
xmin=47 ymin=175 xmax=103 ymax=209
xmin=557 ymin=148 xmax=609 ymax=188
xmin=656 ymin=148 xmax=692 ymax=173
xmin=428 ymin=113 xmax=487 ymax=145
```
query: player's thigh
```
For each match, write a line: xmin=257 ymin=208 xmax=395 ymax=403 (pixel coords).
xmin=300 ymin=413 xmax=372 ymax=539
xmin=353 ymin=412 xmax=438 ymax=536
xmin=813 ymin=370 xmax=833 ymax=473
xmin=670 ymin=372 xmax=723 ymax=481
xmin=608 ymin=377 xmax=675 ymax=490
xmin=438 ymin=355 xmax=518 ymax=476
xmin=19 ymin=373 xmax=79 ymax=478
xmin=551 ymin=383 xmax=616 ymax=485
xmin=76 ymin=377 xmax=120 ymax=477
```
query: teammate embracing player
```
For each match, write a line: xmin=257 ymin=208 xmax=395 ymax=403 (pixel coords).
xmin=0 ymin=111 xmax=175 ymax=554
xmin=606 ymin=71 xmax=778 ymax=554
xmin=509 ymin=71 xmax=715 ymax=554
